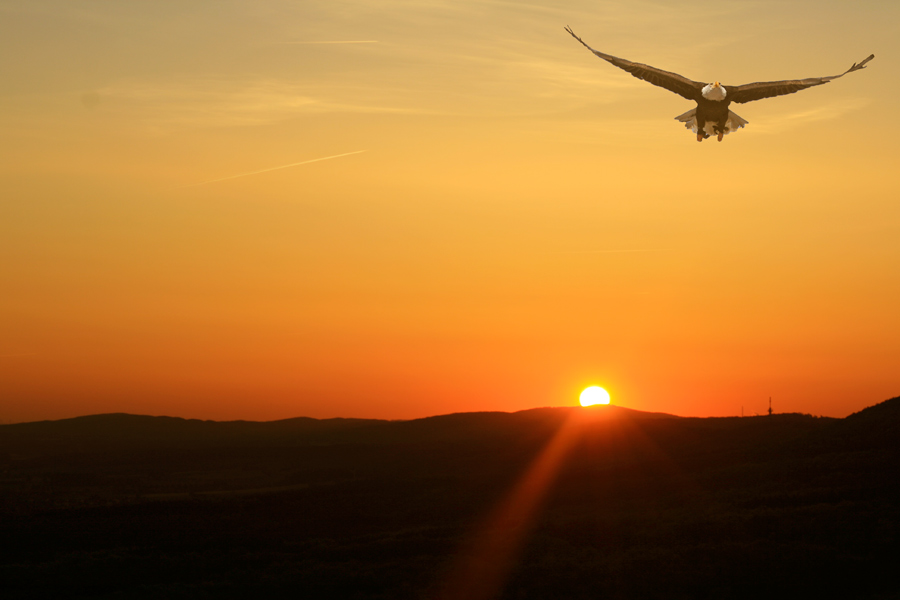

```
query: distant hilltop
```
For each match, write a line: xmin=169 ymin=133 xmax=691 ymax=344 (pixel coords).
xmin=2 ymin=398 xmax=898 ymax=452
xmin=0 ymin=405 xmax=656 ymax=448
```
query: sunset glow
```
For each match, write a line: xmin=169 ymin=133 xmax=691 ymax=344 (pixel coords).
xmin=1 ymin=1 xmax=898 ymax=424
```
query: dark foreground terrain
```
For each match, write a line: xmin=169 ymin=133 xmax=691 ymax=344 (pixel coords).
xmin=2 ymin=398 xmax=899 ymax=599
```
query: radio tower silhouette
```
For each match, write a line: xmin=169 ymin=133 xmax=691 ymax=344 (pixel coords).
xmin=768 ymin=397 xmax=773 ymax=416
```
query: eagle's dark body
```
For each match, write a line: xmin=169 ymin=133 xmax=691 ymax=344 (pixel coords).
xmin=564 ymin=26 xmax=874 ymax=142
xmin=694 ymin=96 xmax=731 ymax=138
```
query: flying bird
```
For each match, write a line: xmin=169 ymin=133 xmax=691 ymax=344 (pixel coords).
xmin=564 ymin=27 xmax=874 ymax=142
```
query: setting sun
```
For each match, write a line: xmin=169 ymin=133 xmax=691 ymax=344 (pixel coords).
xmin=580 ymin=386 xmax=611 ymax=407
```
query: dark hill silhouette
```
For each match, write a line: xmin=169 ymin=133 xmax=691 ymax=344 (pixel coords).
xmin=838 ymin=394 xmax=900 ymax=446
xmin=0 ymin=406 xmax=687 ymax=463
xmin=1 ymin=399 xmax=898 ymax=599
xmin=0 ymin=404 xmax=678 ymax=446
xmin=0 ymin=412 xmax=387 ymax=448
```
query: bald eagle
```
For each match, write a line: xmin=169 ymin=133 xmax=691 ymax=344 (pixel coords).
xmin=565 ymin=27 xmax=874 ymax=142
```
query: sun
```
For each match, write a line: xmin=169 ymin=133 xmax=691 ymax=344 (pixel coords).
xmin=580 ymin=386 xmax=610 ymax=407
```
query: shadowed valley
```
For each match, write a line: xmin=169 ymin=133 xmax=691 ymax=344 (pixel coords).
xmin=2 ymin=400 xmax=899 ymax=599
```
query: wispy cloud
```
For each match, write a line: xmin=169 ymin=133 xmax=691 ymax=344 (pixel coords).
xmin=549 ymin=249 xmax=667 ymax=255
xmin=188 ymin=150 xmax=367 ymax=186
xmin=752 ymin=98 xmax=870 ymax=133
xmin=0 ymin=0 xmax=815 ymax=132
xmin=274 ymin=40 xmax=380 ymax=44
xmin=91 ymin=79 xmax=436 ymax=130
xmin=557 ymin=249 xmax=665 ymax=253
xmin=96 ymin=79 xmax=321 ymax=128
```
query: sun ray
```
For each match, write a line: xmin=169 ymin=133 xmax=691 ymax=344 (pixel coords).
xmin=437 ymin=412 xmax=584 ymax=600
xmin=436 ymin=404 xmax=717 ymax=600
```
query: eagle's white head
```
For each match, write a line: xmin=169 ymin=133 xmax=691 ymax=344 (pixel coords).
xmin=701 ymin=81 xmax=727 ymax=101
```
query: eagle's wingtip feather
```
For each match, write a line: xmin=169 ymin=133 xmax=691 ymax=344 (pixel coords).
xmin=849 ymin=54 xmax=875 ymax=73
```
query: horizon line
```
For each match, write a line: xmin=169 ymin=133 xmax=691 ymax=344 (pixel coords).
xmin=4 ymin=403 xmax=855 ymax=426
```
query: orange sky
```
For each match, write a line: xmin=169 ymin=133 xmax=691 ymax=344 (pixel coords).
xmin=2 ymin=0 xmax=899 ymax=423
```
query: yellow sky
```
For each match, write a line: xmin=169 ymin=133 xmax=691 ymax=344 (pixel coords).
xmin=1 ymin=0 xmax=899 ymax=423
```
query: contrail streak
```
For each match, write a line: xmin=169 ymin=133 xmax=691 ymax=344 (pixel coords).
xmin=278 ymin=40 xmax=379 ymax=45
xmin=189 ymin=150 xmax=367 ymax=187
xmin=551 ymin=249 xmax=666 ymax=254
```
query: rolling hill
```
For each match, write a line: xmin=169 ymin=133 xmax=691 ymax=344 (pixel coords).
xmin=2 ymin=399 xmax=898 ymax=599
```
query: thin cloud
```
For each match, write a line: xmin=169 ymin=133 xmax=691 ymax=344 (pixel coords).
xmin=188 ymin=150 xmax=367 ymax=187
xmin=98 ymin=79 xmax=321 ymax=128
xmin=275 ymin=40 xmax=380 ymax=45
xmin=91 ymin=79 xmax=436 ymax=130
xmin=752 ymin=98 xmax=870 ymax=134
xmin=552 ymin=249 xmax=666 ymax=254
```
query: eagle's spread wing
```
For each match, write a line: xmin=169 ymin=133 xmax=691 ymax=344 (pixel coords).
xmin=565 ymin=26 xmax=704 ymax=101
xmin=725 ymin=55 xmax=874 ymax=104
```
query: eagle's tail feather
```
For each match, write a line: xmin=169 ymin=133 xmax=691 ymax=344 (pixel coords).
xmin=673 ymin=109 xmax=749 ymax=136
xmin=725 ymin=110 xmax=749 ymax=133
xmin=674 ymin=108 xmax=696 ymax=131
